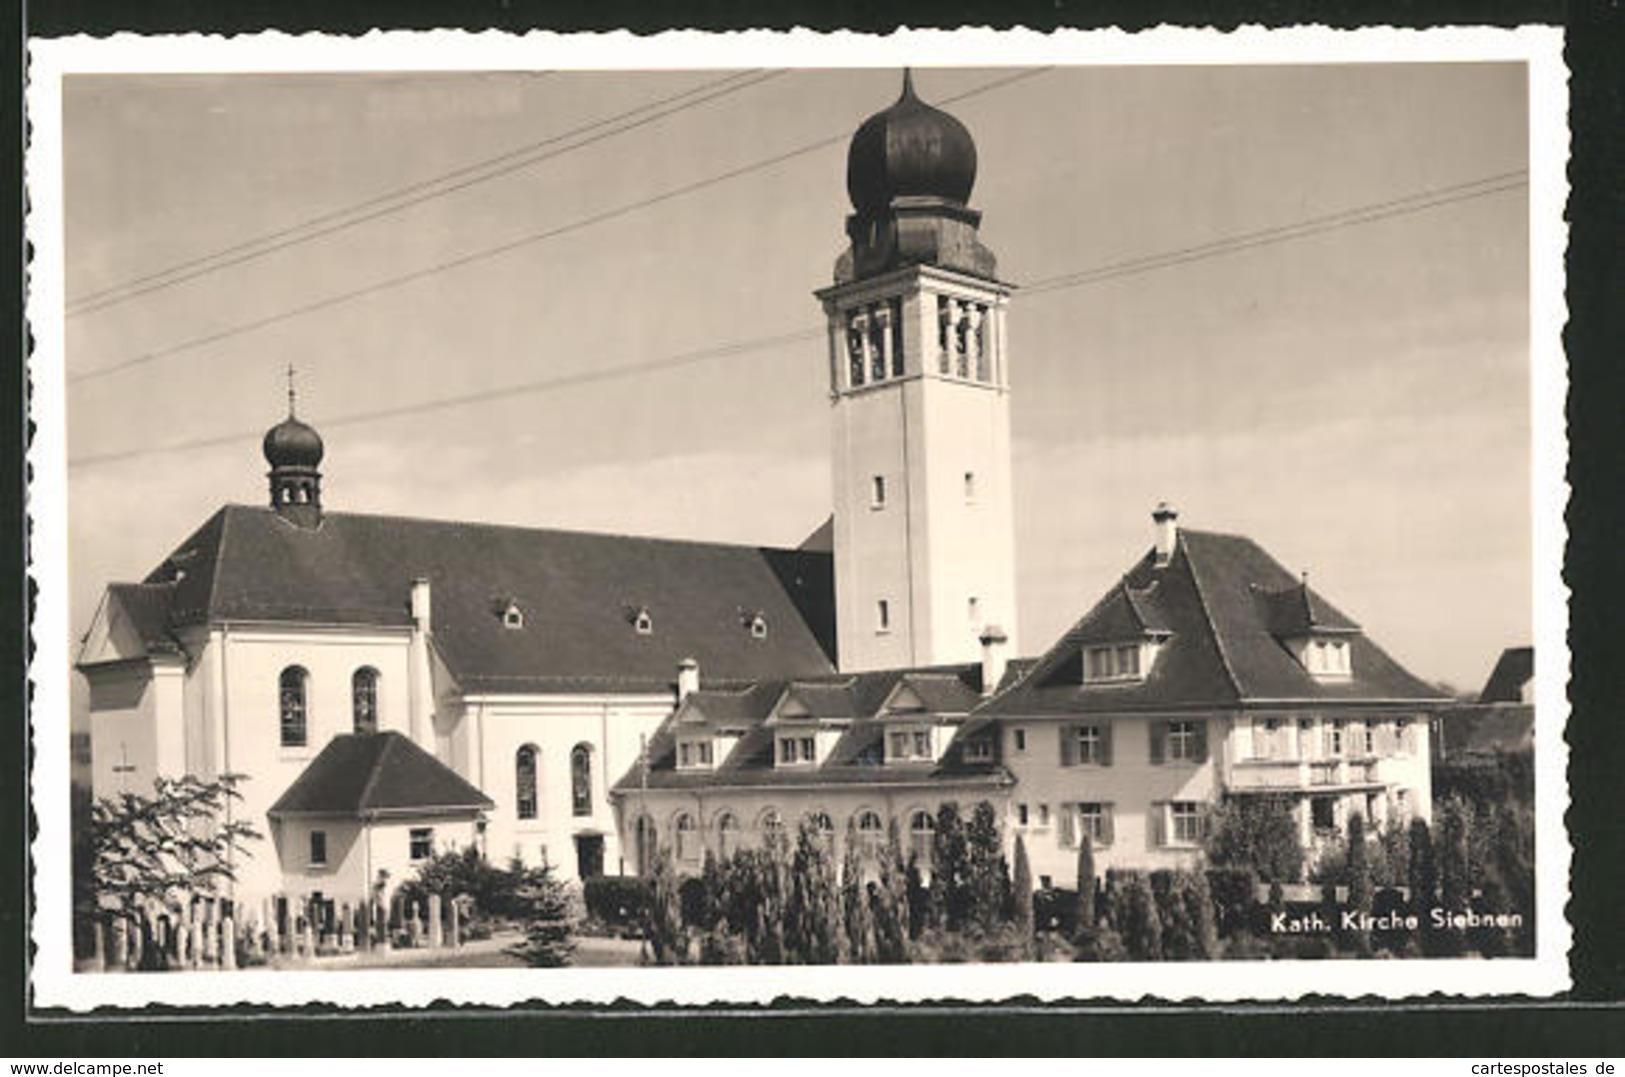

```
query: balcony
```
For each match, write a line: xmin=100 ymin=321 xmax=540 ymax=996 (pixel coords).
xmin=1228 ymin=757 xmax=1381 ymax=792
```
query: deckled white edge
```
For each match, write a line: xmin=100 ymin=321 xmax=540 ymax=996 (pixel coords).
xmin=25 ymin=24 xmax=1571 ymax=1011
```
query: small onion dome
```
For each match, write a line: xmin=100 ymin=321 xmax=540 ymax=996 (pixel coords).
xmin=846 ymin=70 xmax=978 ymax=216
xmin=263 ymin=414 xmax=324 ymax=469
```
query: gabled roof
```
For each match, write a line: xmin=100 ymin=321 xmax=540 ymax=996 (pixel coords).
xmin=268 ymin=732 xmax=494 ymax=818
xmin=133 ymin=504 xmax=837 ymax=693
xmin=1073 ymin=581 xmax=1172 ymax=646
xmin=979 ymin=528 xmax=1445 ymax=716
xmin=613 ymin=663 xmax=1010 ymax=794
xmin=106 ymin=583 xmax=185 ymax=658
xmin=1255 ymin=579 xmax=1361 ymax=637
xmin=1478 ymin=646 xmax=1534 ymax=704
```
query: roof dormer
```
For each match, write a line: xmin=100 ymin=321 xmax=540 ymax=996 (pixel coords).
xmin=1255 ymin=575 xmax=1360 ymax=682
xmin=1076 ymin=581 xmax=1171 ymax=686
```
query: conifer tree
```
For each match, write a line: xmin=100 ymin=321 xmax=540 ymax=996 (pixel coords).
xmin=787 ymin=817 xmax=842 ymax=964
xmin=1407 ymin=816 xmax=1437 ymax=914
xmin=933 ymin=802 xmax=969 ymax=930
xmin=645 ymin=842 xmax=684 ymax=965
xmin=966 ymin=800 xmax=1009 ymax=933
xmin=873 ymin=817 xmax=911 ymax=962
xmin=1011 ymin=834 xmax=1035 ymax=958
xmin=841 ymin=819 xmax=877 ymax=963
xmin=1074 ymin=833 xmax=1097 ymax=937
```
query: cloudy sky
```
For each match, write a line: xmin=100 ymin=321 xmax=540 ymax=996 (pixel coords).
xmin=60 ymin=58 xmax=1532 ymax=693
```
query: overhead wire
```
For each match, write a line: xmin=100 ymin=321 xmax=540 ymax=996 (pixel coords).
xmin=64 ymin=66 xmax=1056 ymax=387
xmin=66 ymin=69 xmax=787 ymax=316
xmin=65 ymin=167 xmax=1526 ymax=471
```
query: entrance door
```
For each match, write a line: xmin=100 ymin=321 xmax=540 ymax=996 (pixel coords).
xmin=574 ymin=833 xmax=605 ymax=879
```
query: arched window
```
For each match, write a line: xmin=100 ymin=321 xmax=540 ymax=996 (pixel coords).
xmin=855 ymin=809 xmax=885 ymax=858
xmin=716 ymin=812 xmax=741 ymax=859
xmin=759 ymin=808 xmax=785 ymax=848
xmin=570 ymin=743 xmax=592 ymax=817
xmin=805 ymin=810 xmax=835 ymax=855
xmin=674 ymin=812 xmax=699 ymax=864
xmin=515 ymin=745 xmax=538 ymax=821
xmin=351 ymin=667 xmax=379 ymax=734
xmin=279 ymin=666 xmax=309 ymax=747
xmin=908 ymin=810 xmax=936 ymax=869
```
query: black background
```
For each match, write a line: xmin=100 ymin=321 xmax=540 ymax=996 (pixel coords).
xmin=7 ymin=0 xmax=1624 ymax=1057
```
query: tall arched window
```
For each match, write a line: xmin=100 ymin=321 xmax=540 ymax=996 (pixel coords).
xmin=674 ymin=812 xmax=699 ymax=864
xmin=716 ymin=812 xmax=741 ymax=859
xmin=805 ymin=810 xmax=835 ymax=855
xmin=908 ymin=810 xmax=936 ymax=869
xmin=351 ymin=667 xmax=379 ymax=734
xmin=570 ymin=743 xmax=592 ymax=817
xmin=515 ymin=744 xmax=538 ymax=821
xmin=279 ymin=666 xmax=309 ymax=747
xmin=855 ymin=809 xmax=885 ymax=858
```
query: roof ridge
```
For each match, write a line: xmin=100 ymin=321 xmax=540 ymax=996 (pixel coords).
xmin=1177 ymin=536 xmax=1245 ymax=702
xmin=353 ymin=733 xmax=394 ymax=811
xmin=221 ymin=502 xmax=822 ymax=559
xmin=202 ymin=505 xmax=235 ymax=624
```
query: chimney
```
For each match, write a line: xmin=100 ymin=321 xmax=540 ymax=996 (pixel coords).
xmin=407 ymin=578 xmax=434 ymax=749
xmin=1152 ymin=502 xmax=1179 ymax=565
xmin=979 ymin=625 xmax=1009 ymax=696
xmin=677 ymin=657 xmax=700 ymax=703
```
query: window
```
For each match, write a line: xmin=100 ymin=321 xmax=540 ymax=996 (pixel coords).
xmin=1038 ymin=804 xmax=1050 ymax=827
xmin=1155 ymin=719 xmax=1206 ymax=764
xmin=779 ymin=736 xmax=817 ymax=765
xmin=855 ymin=809 xmax=884 ymax=856
xmin=963 ymin=737 xmax=994 ymax=762
xmin=570 ymin=743 xmax=592 ymax=817
xmin=779 ymin=737 xmax=799 ymax=764
xmin=1169 ymin=802 xmax=1201 ymax=845
xmin=678 ymin=739 xmax=714 ymax=769
xmin=279 ymin=666 xmax=309 ymax=748
xmin=888 ymin=729 xmax=932 ymax=762
xmin=1362 ymin=720 xmax=1376 ymax=756
xmin=871 ymin=475 xmax=887 ymax=508
xmin=674 ymin=812 xmax=699 ymax=863
xmin=1016 ymin=803 xmax=1029 ymax=826
xmin=409 ymin=828 xmax=434 ymax=861
xmin=351 ymin=667 xmax=379 ymax=734
xmin=1080 ymin=803 xmax=1115 ymax=846
xmin=806 ymin=811 xmax=835 ymax=853
xmin=501 ymin=602 xmax=524 ymax=629
xmin=515 ymin=744 xmax=539 ymax=820
xmin=847 ymin=313 xmax=867 ymax=387
xmin=760 ymin=808 xmax=785 ymax=842
xmin=748 ymin=614 xmax=768 ymax=640
xmin=1311 ymin=796 xmax=1337 ymax=834
xmin=309 ymin=830 xmax=327 ymax=867
xmin=913 ymin=730 xmax=931 ymax=758
xmin=888 ymin=300 xmax=904 ymax=378
xmin=1084 ymin=644 xmax=1146 ymax=683
xmin=1061 ymin=722 xmax=1111 ymax=766
xmin=1327 ymin=720 xmax=1346 ymax=757
xmin=633 ymin=608 xmax=653 ymax=635
xmin=800 ymin=736 xmax=816 ymax=763
xmin=964 ymin=471 xmax=978 ymax=501
xmin=967 ymin=596 xmax=980 ymax=623
xmin=1013 ymin=728 xmax=1027 ymax=752
xmin=717 ymin=812 xmax=741 ymax=858
xmin=908 ymin=810 xmax=935 ymax=867
xmin=876 ymin=599 xmax=890 ymax=632
xmin=936 ymin=296 xmax=952 ymax=373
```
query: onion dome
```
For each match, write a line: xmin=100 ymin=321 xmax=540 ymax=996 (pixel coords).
xmin=846 ymin=69 xmax=978 ymax=216
xmin=263 ymin=414 xmax=324 ymax=469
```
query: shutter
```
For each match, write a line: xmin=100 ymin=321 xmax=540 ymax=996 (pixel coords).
xmin=1199 ymin=803 xmax=1213 ymax=841
xmin=1101 ymin=803 xmax=1115 ymax=847
xmin=1321 ymin=722 xmax=1334 ymax=758
xmin=1059 ymin=803 xmax=1077 ymax=848
xmin=1151 ymin=801 xmax=1166 ymax=847
xmin=1193 ymin=719 xmax=1209 ymax=764
xmin=1059 ymin=725 xmax=1077 ymax=767
xmin=1149 ymin=721 xmax=1166 ymax=765
xmin=1100 ymin=722 xmax=1113 ymax=767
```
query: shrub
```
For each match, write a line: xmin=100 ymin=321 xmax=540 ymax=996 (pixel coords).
xmin=1205 ymin=795 xmax=1303 ymax=884
xmin=582 ymin=875 xmax=652 ymax=932
xmin=1205 ymin=867 xmax=1258 ymax=939
xmin=1033 ymin=887 xmax=1078 ymax=938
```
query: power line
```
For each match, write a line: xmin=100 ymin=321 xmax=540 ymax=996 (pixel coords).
xmin=66 ymin=166 xmax=1524 ymax=472
xmin=66 ymin=69 xmax=786 ymax=316
xmin=64 ymin=66 xmax=1055 ymax=388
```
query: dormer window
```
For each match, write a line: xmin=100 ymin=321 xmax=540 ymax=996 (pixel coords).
xmin=677 ymin=738 xmax=715 ymax=769
xmin=746 ymin=612 xmax=768 ymax=640
xmin=1083 ymin=642 xmax=1152 ymax=684
xmin=887 ymin=727 xmax=934 ymax=763
xmin=633 ymin=607 xmax=653 ymax=635
xmin=777 ymin=735 xmax=818 ymax=766
xmin=1296 ymin=636 xmax=1352 ymax=680
xmin=502 ymin=602 xmax=524 ymax=629
xmin=963 ymin=737 xmax=995 ymax=763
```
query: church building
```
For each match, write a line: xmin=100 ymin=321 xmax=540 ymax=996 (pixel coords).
xmin=77 ymin=72 xmax=1442 ymax=916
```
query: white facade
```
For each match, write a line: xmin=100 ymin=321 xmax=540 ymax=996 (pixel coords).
xmin=821 ymin=263 xmax=1019 ymax=672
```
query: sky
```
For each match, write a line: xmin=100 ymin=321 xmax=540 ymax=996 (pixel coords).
xmin=59 ymin=60 xmax=1533 ymax=695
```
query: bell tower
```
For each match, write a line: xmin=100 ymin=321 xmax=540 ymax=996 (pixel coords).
xmin=263 ymin=365 xmax=325 ymax=529
xmin=816 ymin=71 xmax=1019 ymax=672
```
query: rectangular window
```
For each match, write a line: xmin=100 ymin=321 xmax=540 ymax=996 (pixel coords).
xmin=1169 ymin=802 xmax=1201 ymax=845
xmin=799 ymin=736 xmax=816 ymax=764
xmin=1064 ymin=723 xmax=1108 ymax=766
xmin=871 ymin=475 xmax=886 ymax=507
xmin=678 ymin=740 xmax=714 ymax=768
xmin=309 ymin=830 xmax=327 ymax=867
xmin=1038 ymin=804 xmax=1050 ymax=827
xmin=409 ymin=828 xmax=433 ymax=862
xmin=1363 ymin=721 xmax=1376 ymax=756
xmin=913 ymin=730 xmax=931 ymax=758
xmin=964 ymin=471 xmax=977 ymax=501
xmin=1311 ymin=796 xmax=1337 ymax=834
xmin=1167 ymin=720 xmax=1196 ymax=761
xmin=889 ymin=731 xmax=911 ymax=759
xmin=1328 ymin=720 xmax=1345 ymax=757
xmin=778 ymin=737 xmax=798 ymax=764
xmin=1080 ymin=803 xmax=1114 ymax=846
xmin=1087 ymin=647 xmax=1113 ymax=680
xmin=963 ymin=738 xmax=994 ymax=762
xmin=877 ymin=599 xmax=890 ymax=632
xmin=1017 ymin=803 xmax=1029 ymax=826
xmin=1116 ymin=645 xmax=1140 ymax=677
xmin=1013 ymin=728 xmax=1027 ymax=752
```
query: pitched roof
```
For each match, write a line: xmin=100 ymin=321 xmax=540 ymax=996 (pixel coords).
xmin=107 ymin=582 xmax=185 ymax=658
xmin=614 ymin=664 xmax=1010 ymax=794
xmin=979 ymin=528 xmax=1445 ymax=716
xmin=268 ymin=732 xmax=494 ymax=818
xmin=1478 ymin=646 xmax=1534 ymax=703
xmin=1255 ymin=579 xmax=1361 ymax=636
xmin=137 ymin=504 xmax=836 ymax=692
